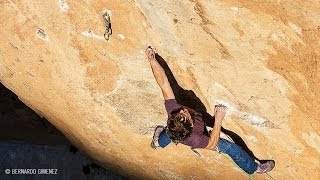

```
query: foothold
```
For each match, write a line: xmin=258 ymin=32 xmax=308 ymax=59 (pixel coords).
xmin=230 ymin=7 xmax=240 ymax=14
xmin=103 ymin=12 xmax=112 ymax=41
xmin=246 ymin=135 xmax=258 ymax=142
xmin=58 ymin=0 xmax=69 ymax=12
xmin=81 ymin=30 xmax=104 ymax=40
xmin=36 ymin=28 xmax=48 ymax=40
xmin=117 ymin=34 xmax=125 ymax=40
xmin=288 ymin=21 xmax=302 ymax=35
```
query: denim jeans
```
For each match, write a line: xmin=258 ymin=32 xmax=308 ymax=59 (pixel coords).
xmin=158 ymin=130 xmax=258 ymax=174
xmin=158 ymin=130 xmax=172 ymax=147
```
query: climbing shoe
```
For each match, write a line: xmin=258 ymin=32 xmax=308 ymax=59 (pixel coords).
xmin=256 ymin=160 xmax=275 ymax=173
xmin=150 ymin=125 xmax=165 ymax=149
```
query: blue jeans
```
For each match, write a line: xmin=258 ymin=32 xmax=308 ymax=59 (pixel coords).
xmin=158 ymin=130 xmax=258 ymax=174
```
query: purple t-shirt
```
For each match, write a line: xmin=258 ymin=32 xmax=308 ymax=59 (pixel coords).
xmin=165 ymin=99 xmax=209 ymax=149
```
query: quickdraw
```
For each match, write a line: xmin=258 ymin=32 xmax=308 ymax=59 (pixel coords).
xmin=103 ymin=12 xmax=112 ymax=41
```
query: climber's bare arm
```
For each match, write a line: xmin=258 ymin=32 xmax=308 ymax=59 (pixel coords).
xmin=146 ymin=47 xmax=175 ymax=100
xmin=206 ymin=105 xmax=226 ymax=149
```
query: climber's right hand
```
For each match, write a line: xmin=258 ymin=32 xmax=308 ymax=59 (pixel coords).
xmin=145 ymin=46 xmax=156 ymax=61
xmin=214 ymin=105 xmax=226 ymax=120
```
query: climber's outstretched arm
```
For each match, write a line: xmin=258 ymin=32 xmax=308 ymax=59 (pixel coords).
xmin=206 ymin=105 xmax=226 ymax=149
xmin=146 ymin=47 xmax=175 ymax=100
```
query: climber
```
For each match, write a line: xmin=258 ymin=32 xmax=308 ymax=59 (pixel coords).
xmin=146 ymin=46 xmax=275 ymax=174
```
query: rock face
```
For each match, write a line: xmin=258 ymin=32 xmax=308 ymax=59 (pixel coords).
xmin=0 ymin=0 xmax=319 ymax=179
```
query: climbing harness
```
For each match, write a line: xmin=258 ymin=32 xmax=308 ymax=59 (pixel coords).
xmin=103 ymin=12 xmax=112 ymax=41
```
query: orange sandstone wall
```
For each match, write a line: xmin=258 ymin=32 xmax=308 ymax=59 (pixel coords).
xmin=0 ymin=0 xmax=319 ymax=179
